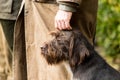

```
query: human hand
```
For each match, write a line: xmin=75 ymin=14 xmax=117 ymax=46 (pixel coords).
xmin=55 ymin=10 xmax=72 ymax=30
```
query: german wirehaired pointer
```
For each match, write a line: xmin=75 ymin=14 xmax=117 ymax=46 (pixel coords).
xmin=41 ymin=31 xmax=120 ymax=80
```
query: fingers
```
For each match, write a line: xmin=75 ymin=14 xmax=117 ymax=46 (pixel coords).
xmin=55 ymin=19 xmax=71 ymax=30
xmin=64 ymin=21 xmax=72 ymax=30
xmin=55 ymin=16 xmax=72 ymax=30
xmin=55 ymin=10 xmax=72 ymax=30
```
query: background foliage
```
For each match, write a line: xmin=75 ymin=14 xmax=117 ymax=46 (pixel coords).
xmin=96 ymin=0 xmax=120 ymax=70
xmin=97 ymin=0 xmax=120 ymax=57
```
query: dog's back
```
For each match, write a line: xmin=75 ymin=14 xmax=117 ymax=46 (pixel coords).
xmin=73 ymin=50 xmax=120 ymax=80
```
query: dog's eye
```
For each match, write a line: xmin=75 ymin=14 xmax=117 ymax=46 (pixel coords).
xmin=57 ymin=37 xmax=67 ymax=41
xmin=57 ymin=38 xmax=61 ymax=41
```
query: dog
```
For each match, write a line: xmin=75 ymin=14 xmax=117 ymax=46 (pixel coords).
xmin=41 ymin=30 xmax=120 ymax=80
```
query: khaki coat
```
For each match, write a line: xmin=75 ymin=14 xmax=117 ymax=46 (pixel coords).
xmin=14 ymin=0 xmax=98 ymax=80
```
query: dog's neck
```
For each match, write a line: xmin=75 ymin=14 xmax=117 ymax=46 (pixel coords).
xmin=71 ymin=50 xmax=104 ymax=79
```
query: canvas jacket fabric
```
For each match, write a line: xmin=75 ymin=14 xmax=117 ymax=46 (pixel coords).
xmin=0 ymin=0 xmax=22 ymax=20
xmin=13 ymin=0 xmax=98 ymax=80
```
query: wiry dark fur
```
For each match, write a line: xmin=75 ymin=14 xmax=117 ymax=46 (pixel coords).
xmin=41 ymin=31 xmax=120 ymax=80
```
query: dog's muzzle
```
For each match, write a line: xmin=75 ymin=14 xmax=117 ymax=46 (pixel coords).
xmin=40 ymin=43 xmax=48 ymax=54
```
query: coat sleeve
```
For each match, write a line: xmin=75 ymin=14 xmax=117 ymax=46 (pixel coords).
xmin=56 ymin=0 xmax=82 ymax=5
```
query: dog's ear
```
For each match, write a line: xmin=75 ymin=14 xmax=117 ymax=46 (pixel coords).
xmin=70 ymin=39 xmax=90 ymax=67
xmin=78 ymin=43 xmax=89 ymax=64
xmin=49 ymin=31 xmax=58 ymax=36
xmin=49 ymin=31 xmax=61 ymax=39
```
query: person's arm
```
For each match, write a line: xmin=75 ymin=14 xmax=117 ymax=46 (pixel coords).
xmin=55 ymin=0 xmax=81 ymax=30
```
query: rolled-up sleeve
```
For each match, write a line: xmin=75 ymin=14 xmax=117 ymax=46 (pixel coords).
xmin=57 ymin=0 xmax=82 ymax=5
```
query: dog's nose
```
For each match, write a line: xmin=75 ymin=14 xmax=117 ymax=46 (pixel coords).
xmin=40 ymin=46 xmax=45 ymax=50
xmin=40 ymin=43 xmax=48 ymax=52
xmin=40 ymin=44 xmax=48 ymax=50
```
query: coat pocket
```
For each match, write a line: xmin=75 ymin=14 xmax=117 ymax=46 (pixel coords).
xmin=0 ymin=0 xmax=13 ymax=13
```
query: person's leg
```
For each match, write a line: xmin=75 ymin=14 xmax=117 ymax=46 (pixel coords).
xmin=0 ymin=20 xmax=15 ymax=51
xmin=0 ymin=19 xmax=15 ymax=80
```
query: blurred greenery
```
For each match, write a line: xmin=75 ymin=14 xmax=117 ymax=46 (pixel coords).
xmin=96 ymin=0 xmax=120 ymax=70
xmin=97 ymin=0 xmax=120 ymax=57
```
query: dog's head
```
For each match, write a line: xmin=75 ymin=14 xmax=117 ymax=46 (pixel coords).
xmin=41 ymin=31 xmax=92 ymax=67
